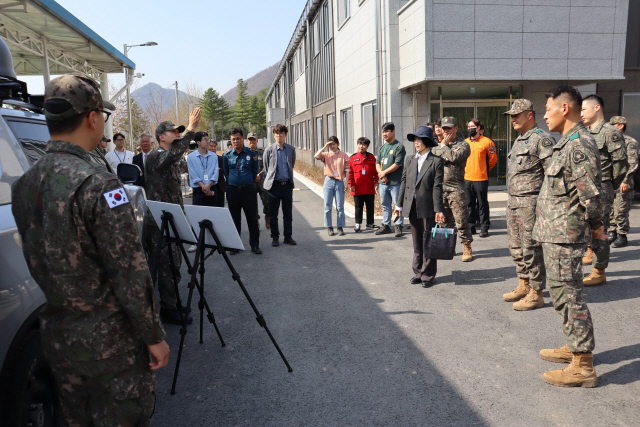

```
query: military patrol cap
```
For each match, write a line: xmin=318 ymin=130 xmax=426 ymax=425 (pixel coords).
xmin=609 ymin=116 xmax=626 ymax=125
xmin=43 ymin=74 xmax=115 ymax=121
xmin=504 ymin=99 xmax=535 ymax=116
xmin=101 ymin=135 xmax=111 ymax=142
xmin=441 ymin=117 xmax=457 ymax=128
xmin=155 ymin=120 xmax=186 ymax=140
xmin=247 ymin=132 xmax=258 ymax=140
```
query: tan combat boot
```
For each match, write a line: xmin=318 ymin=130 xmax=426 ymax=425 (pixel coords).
xmin=539 ymin=344 xmax=573 ymax=363
xmin=513 ymin=288 xmax=544 ymax=311
xmin=502 ymin=278 xmax=530 ymax=302
xmin=265 ymin=216 xmax=271 ymax=229
xmin=543 ymin=352 xmax=598 ymax=388
xmin=461 ymin=241 xmax=473 ymax=262
xmin=583 ymin=268 xmax=606 ymax=287
xmin=582 ymin=247 xmax=594 ymax=265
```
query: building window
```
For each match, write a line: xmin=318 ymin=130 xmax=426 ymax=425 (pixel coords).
xmin=341 ymin=108 xmax=353 ymax=154
xmin=298 ymin=44 xmax=305 ymax=76
xmin=308 ymin=119 xmax=312 ymax=151
xmin=313 ymin=16 xmax=321 ymax=57
xmin=327 ymin=113 xmax=336 ymax=138
xmin=623 ymin=93 xmax=640 ymax=142
xmin=323 ymin=2 xmax=333 ymax=43
xmin=362 ymin=101 xmax=377 ymax=151
xmin=316 ymin=117 xmax=323 ymax=152
xmin=338 ymin=0 xmax=350 ymax=27
xmin=301 ymin=121 xmax=307 ymax=150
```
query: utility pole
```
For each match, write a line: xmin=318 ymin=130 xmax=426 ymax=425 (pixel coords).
xmin=174 ymin=81 xmax=179 ymax=124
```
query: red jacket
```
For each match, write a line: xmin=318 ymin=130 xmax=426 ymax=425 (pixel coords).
xmin=349 ymin=151 xmax=378 ymax=195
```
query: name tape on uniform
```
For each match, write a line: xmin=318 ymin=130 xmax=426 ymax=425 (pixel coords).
xmin=103 ymin=187 xmax=130 ymax=208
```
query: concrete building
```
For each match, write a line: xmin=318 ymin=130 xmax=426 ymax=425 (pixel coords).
xmin=266 ymin=0 xmax=637 ymax=186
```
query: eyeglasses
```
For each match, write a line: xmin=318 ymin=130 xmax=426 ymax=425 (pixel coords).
xmin=87 ymin=109 xmax=111 ymax=123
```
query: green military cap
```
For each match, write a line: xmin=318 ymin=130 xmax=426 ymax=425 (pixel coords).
xmin=441 ymin=117 xmax=456 ymax=128
xmin=155 ymin=120 xmax=186 ymax=140
xmin=247 ymin=132 xmax=258 ymax=140
xmin=43 ymin=74 xmax=115 ymax=122
xmin=609 ymin=116 xmax=626 ymax=125
xmin=504 ymin=99 xmax=535 ymax=116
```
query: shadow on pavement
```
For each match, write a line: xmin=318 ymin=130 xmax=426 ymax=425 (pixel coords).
xmin=152 ymin=184 xmax=489 ymax=426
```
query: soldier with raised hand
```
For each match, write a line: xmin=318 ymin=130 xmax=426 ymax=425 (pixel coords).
xmin=608 ymin=116 xmax=638 ymax=248
xmin=431 ymin=116 xmax=474 ymax=262
xmin=580 ymin=95 xmax=628 ymax=285
xmin=534 ymin=85 xmax=606 ymax=388
xmin=11 ymin=74 xmax=169 ymax=426
xmin=502 ymin=99 xmax=555 ymax=311
xmin=145 ymin=108 xmax=201 ymax=325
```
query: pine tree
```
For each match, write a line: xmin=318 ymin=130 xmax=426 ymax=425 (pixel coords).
xmin=234 ymin=78 xmax=250 ymax=131
xmin=201 ymin=88 xmax=231 ymax=141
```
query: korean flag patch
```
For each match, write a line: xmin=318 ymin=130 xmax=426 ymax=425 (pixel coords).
xmin=103 ymin=187 xmax=130 ymax=209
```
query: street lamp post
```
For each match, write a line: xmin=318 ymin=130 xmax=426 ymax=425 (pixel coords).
xmin=123 ymin=41 xmax=158 ymax=152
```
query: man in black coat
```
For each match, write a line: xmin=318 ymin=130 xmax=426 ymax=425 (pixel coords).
xmin=132 ymin=133 xmax=153 ymax=187
xmin=394 ymin=126 xmax=445 ymax=288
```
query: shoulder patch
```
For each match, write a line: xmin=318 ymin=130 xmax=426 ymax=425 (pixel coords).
xmin=612 ymin=132 xmax=622 ymax=142
xmin=489 ymin=145 xmax=496 ymax=153
xmin=103 ymin=187 xmax=129 ymax=208
xmin=253 ymin=156 xmax=258 ymax=160
xmin=572 ymin=150 xmax=587 ymax=164
xmin=541 ymin=138 xmax=553 ymax=147
xmin=534 ymin=129 xmax=543 ymax=134
xmin=569 ymin=133 xmax=580 ymax=141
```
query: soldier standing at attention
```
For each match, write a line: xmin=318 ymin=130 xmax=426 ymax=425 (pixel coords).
xmin=431 ymin=117 xmax=474 ymax=262
xmin=607 ymin=116 xmax=638 ymax=248
xmin=502 ymin=100 xmax=555 ymax=311
xmin=145 ymin=108 xmax=201 ymax=325
xmin=580 ymin=95 xmax=628 ymax=286
xmin=248 ymin=132 xmax=270 ymax=229
xmin=534 ymin=85 xmax=607 ymax=388
xmin=11 ymin=74 xmax=169 ymax=425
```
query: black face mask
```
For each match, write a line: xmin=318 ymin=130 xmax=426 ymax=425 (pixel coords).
xmin=468 ymin=127 xmax=477 ymax=137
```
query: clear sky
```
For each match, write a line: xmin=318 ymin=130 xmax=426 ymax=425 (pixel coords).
xmin=21 ymin=0 xmax=304 ymax=95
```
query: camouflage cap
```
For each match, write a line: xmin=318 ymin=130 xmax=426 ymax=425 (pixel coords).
xmin=609 ymin=116 xmax=626 ymax=125
xmin=43 ymin=74 xmax=115 ymax=122
xmin=504 ymin=99 xmax=535 ymax=116
xmin=441 ymin=117 xmax=457 ymax=128
xmin=101 ymin=135 xmax=111 ymax=142
xmin=155 ymin=121 xmax=186 ymax=139
xmin=247 ymin=132 xmax=258 ymax=140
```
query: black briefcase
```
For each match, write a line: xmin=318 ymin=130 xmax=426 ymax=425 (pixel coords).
xmin=423 ymin=221 xmax=456 ymax=260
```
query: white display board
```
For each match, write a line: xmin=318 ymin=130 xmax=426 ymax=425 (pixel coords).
xmin=183 ymin=205 xmax=245 ymax=251
xmin=146 ymin=201 xmax=198 ymax=244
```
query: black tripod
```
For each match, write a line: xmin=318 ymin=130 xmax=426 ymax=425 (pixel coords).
xmin=170 ymin=218 xmax=293 ymax=395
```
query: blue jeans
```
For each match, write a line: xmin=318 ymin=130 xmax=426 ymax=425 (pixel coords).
xmin=323 ymin=176 xmax=345 ymax=228
xmin=379 ymin=183 xmax=403 ymax=226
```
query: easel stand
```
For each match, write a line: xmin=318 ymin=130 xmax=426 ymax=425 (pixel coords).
xmin=170 ymin=218 xmax=293 ymax=395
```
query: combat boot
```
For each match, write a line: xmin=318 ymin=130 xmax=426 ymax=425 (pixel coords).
xmin=582 ymin=247 xmax=594 ymax=265
xmin=612 ymin=234 xmax=628 ymax=248
xmin=502 ymin=278 xmax=530 ymax=302
xmin=583 ymin=268 xmax=606 ymax=286
xmin=543 ymin=353 xmax=597 ymax=388
xmin=461 ymin=241 xmax=473 ymax=262
xmin=513 ymin=288 xmax=544 ymax=311
xmin=539 ymin=344 xmax=573 ymax=363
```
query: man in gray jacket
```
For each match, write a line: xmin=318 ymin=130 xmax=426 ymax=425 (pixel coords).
xmin=263 ymin=124 xmax=297 ymax=246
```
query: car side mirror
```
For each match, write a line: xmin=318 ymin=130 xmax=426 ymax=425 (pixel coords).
xmin=117 ymin=163 xmax=142 ymax=184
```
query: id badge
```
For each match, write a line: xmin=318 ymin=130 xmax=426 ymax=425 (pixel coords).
xmin=334 ymin=170 xmax=339 ymax=177
xmin=383 ymin=158 xmax=388 ymax=165
xmin=203 ymin=174 xmax=209 ymax=183
xmin=362 ymin=168 xmax=366 ymax=175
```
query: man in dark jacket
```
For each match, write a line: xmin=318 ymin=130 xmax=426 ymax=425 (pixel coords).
xmin=132 ymin=133 xmax=153 ymax=187
xmin=394 ymin=126 xmax=445 ymax=288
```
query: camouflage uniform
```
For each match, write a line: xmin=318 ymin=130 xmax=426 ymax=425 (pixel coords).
xmin=144 ymin=121 xmax=195 ymax=310
xmin=588 ymin=120 xmax=628 ymax=268
xmin=11 ymin=71 xmax=164 ymax=427
xmin=532 ymin=122 xmax=602 ymax=352
xmin=608 ymin=121 xmax=638 ymax=235
xmin=431 ymin=134 xmax=473 ymax=243
xmin=506 ymin=121 xmax=555 ymax=291
xmin=252 ymin=146 xmax=270 ymax=220
xmin=88 ymin=146 xmax=114 ymax=174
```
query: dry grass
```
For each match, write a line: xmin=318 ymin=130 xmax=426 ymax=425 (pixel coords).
xmin=294 ymin=162 xmax=383 ymax=216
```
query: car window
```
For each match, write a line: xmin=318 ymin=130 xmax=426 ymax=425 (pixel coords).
xmin=5 ymin=119 xmax=50 ymax=166
xmin=0 ymin=130 xmax=28 ymax=205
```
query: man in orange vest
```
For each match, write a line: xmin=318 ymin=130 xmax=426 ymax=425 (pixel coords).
xmin=464 ymin=119 xmax=498 ymax=237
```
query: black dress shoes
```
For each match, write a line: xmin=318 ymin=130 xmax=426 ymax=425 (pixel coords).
xmin=479 ymin=230 xmax=489 ymax=238
xmin=283 ymin=238 xmax=297 ymax=245
xmin=410 ymin=277 xmax=422 ymax=284
xmin=160 ymin=307 xmax=193 ymax=325
xmin=251 ymin=246 xmax=262 ymax=254
xmin=421 ymin=280 xmax=433 ymax=288
xmin=272 ymin=239 xmax=279 ymax=247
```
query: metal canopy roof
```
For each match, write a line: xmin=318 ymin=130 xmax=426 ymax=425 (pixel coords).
xmin=0 ymin=0 xmax=135 ymax=82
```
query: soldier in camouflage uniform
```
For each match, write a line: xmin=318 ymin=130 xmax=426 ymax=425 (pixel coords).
xmin=580 ymin=95 xmax=628 ymax=286
xmin=534 ymin=85 xmax=607 ymax=388
xmin=431 ymin=116 xmax=473 ymax=262
xmin=248 ymin=132 xmax=270 ymax=229
xmin=88 ymin=135 xmax=114 ymax=173
xmin=145 ymin=109 xmax=201 ymax=324
xmin=11 ymin=74 xmax=169 ymax=426
xmin=502 ymin=99 xmax=555 ymax=311
xmin=608 ymin=116 xmax=639 ymax=248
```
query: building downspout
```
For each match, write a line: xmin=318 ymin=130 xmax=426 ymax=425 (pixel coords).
xmin=374 ymin=0 xmax=382 ymax=135
xmin=412 ymin=90 xmax=418 ymax=131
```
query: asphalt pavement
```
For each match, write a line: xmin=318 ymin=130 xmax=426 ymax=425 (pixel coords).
xmin=154 ymin=183 xmax=640 ymax=426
